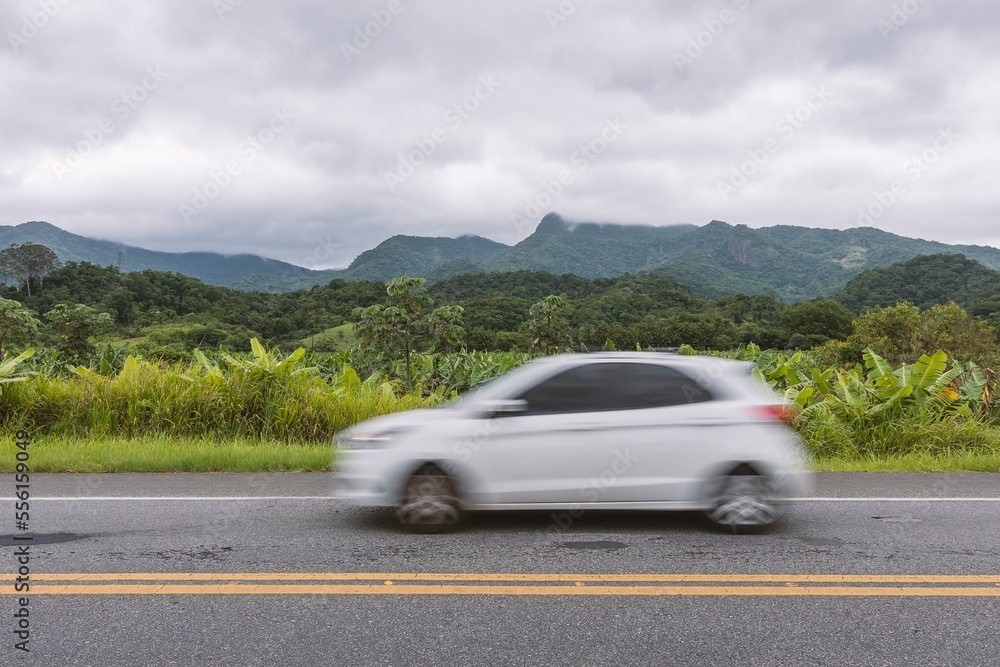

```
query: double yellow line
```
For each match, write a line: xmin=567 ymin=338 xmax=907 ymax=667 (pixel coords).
xmin=5 ymin=573 xmax=1000 ymax=596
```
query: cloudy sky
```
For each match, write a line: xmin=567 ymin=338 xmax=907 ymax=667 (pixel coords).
xmin=2 ymin=0 xmax=997 ymax=269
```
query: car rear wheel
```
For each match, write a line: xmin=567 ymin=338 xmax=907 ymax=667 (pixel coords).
xmin=706 ymin=472 xmax=777 ymax=530
xmin=396 ymin=464 xmax=462 ymax=531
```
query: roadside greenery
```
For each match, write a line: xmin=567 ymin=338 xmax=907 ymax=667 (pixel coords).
xmin=0 ymin=434 xmax=331 ymax=473
xmin=0 ymin=341 xmax=433 ymax=442
xmin=726 ymin=344 xmax=998 ymax=460
xmin=1 ymin=254 xmax=998 ymax=472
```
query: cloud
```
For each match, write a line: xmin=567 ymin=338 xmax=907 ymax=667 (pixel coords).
xmin=1 ymin=0 xmax=997 ymax=269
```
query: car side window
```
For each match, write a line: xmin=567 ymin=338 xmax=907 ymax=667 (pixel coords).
xmin=621 ymin=363 xmax=712 ymax=409
xmin=515 ymin=363 xmax=623 ymax=415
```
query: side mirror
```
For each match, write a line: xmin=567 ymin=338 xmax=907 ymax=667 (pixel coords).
xmin=475 ymin=399 xmax=528 ymax=418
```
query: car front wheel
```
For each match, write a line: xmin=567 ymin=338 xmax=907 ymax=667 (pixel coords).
xmin=396 ymin=464 xmax=463 ymax=531
xmin=706 ymin=473 xmax=778 ymax=530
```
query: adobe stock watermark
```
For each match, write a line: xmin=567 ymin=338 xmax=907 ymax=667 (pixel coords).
xmin=510 ymin=116 xmax=628 ymax=234
xmin=214 ymin=0 xmax=244 ymax=21
xmin=877 ymin=0 xmax=931 ymax=41
xmin=381 ymin=74 xmax=502 ymax=192
xmin=7 ymin=0 xmax=72 ymax=54
xmin=856 ymin=127 xmax=958 ymax=225
xmin=543 ymin=449 xmax=639 ymax=540
xmin=545 ymin=0 xmax=588 ymax=31
xmin=451 ymin=417 xmax=505 ymax=464
xmin=300 ymin=233 xmax=342 ymax=271
xmin=716 ymin=84 xmax=832 ymax=202
xmin=340 ymin=0 xmax=410 ymax=63
xmin=178 ymin=106 xmax=295 ymax=224
xmin=673 ymin=0 xmax=751 ymax=72
xmin=52 ymin=65 xmax=168 ymax=181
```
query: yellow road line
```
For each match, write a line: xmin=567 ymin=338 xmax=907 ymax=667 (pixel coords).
xmin=15 ymin=583 xmax=1000 ymax=596
xmin=4 ymin=572 xmax=1000 ymax=596
xmin=3 ymin=573 xmax=1000 ymax=584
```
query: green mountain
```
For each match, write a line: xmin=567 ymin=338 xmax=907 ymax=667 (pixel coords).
xmin=834 ymin=254 xmax=1000 ymax=322
xmin=490 ymin=215 xmax=697 ymax=276
xmin=0 ymin=221 xmax=321 ymax=287
xmin=310 ymin=213 xmax=1000 ymax=301
xmin=7 ymin=216 xmax=1000 ymax=301
xmin=756 ymin=225 xmax=1000 ymax=271
xmin=340 ymin=234 xmax=507 ymax=281
xmin=637 ymin=220 xmax=857 ymax=301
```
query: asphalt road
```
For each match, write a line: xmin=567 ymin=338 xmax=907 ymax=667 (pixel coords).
xmin=4 ymin=472 xmax=1000 ymax=666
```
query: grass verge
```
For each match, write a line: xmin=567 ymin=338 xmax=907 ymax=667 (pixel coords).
xmin=814 ymin=451 xmax=1000 ymax=473
xmin=0 ymin=435 xmax=333 ymax=473
xmin=2 ymin=435 xmax=999 ymax=473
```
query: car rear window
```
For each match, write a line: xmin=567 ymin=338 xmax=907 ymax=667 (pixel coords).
xmin=622 ymin=363 xmax=712 ymax=408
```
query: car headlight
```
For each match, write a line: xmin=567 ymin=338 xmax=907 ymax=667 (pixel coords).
xmin=335 ymin=427 xmax=410 ymax=450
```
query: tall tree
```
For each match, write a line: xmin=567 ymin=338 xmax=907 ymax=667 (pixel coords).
xmin=0 ymin=243 xmax=61 ymax=296
xmin=43 ymin=303 xmax=114 ymax=366
xmin=524 ymin=294 xmax=573 ymax=354
xmin=352 ymin=276 xmax=465 ymax=391
xmin=0 ymin=297 xmax=40 ymax=363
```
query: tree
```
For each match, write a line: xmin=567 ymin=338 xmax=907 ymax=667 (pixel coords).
xmin=0 ymin=297 xmax=40 ymax=363
xmin=0 ymin=243 xmax=61 ymax=296
xmin=842 ymin=300 xmax=996 ymax=366
xmin=524 ymin=295 xmax=573 ymax=354
xmin=845 ymin=301 xmax=921 ymax=365
xmin=918 ymin=302 xmax=997 ymax=363
xmin=780 ymin=299 xmax=854 ymax=347
xmin=352 ymin=277 xmax=465 ymax=391
xmin=43 ymin=303 xmax=114 ymax=366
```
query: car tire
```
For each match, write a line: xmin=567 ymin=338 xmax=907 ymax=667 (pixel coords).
xmin=705 ymin=471 xmax=778 ymax=531
xmin=396 ymin=464 xmax=463 ymax=532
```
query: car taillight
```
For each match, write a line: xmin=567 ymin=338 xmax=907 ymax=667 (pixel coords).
xmin=749 ymin=405 xmax=799 ymax=426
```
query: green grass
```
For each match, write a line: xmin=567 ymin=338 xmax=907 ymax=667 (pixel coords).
xmin=0 ymin=435 xmax=333 ymax=473
xmin=295 ymin=323 xmax=359 ymax=352
xmin=814 ymin=451 xmax=1000 ymax=472
xmin=2 ymin=434 xmax=998 ymax=473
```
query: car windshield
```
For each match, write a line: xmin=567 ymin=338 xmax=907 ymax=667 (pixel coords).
xmin=449 ymin=360 xmax=545 ymax=408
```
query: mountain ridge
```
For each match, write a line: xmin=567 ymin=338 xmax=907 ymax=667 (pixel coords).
xmin=0 ymin=221 xmax=317 ymax=286
xmin=4 ymin=216 xmax=1000 ymax=301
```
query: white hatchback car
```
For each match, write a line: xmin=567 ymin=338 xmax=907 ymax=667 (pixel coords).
xmin=335 ymin=352 xmax=812 ymax=531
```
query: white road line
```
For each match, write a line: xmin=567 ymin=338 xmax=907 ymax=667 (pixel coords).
xmin=30 ymin=496 xmax=339 ymax=501
xmin=788 ymin=497 xmax=1000 ymax=502
xmin=27 ymin=496 xmax=1000 ymax=502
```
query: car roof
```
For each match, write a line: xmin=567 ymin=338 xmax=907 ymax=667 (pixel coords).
xmin=533 ymin=351 xmax=749 ymax=368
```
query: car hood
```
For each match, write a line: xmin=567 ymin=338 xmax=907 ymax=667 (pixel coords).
xmin=338 ymin=406 xmax=456 ymax=438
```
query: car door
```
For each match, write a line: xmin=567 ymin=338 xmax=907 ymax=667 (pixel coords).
xmin=465 ymin=362 xmax=626 ymax=505
xmin=594 ymin=362 xmax=720 ymax=503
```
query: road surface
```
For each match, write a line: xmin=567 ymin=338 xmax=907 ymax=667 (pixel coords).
xmin=4 ymin=472 xmax=1000 ymax=666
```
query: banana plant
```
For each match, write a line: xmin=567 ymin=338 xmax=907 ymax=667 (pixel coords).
xmin=0 ymin=348 xmax=35 ymax=385
xmin=953 ymin=361 xmax=992 ymax=418
xmin=861 ymin=348 xmax=913 ymax=413
xmin=191 ymin=349 xmax=225 ymax=385
xmin=220 ymin=338 xmax=316 ymax=378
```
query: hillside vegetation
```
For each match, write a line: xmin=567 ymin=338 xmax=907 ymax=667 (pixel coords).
xmin=7 ymin=216 xmax=1000 ymax=300
xmin=835 ymin=254 xmax=1000 ymax=327
xmin=8 ymin=250 xmax=1000 ymax=360
xmin=2 ymin=252 xmax=998 ymax=472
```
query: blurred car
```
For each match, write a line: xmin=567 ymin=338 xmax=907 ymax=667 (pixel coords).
xmin=334 ymin=352 xmax=812 ymax=531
